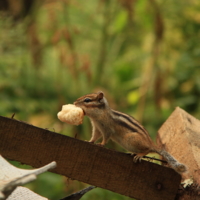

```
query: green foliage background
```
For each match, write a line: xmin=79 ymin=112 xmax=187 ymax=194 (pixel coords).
xmin=1 ymin=0 xmax=200 ymax=199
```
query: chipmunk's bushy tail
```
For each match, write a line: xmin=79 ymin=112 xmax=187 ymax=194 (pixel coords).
xmin=155 ymin=149 xmax=187 ymax=174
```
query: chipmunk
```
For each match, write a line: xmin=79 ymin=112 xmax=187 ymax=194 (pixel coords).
xmin=74 ymin=91 xmax=187 ymax=173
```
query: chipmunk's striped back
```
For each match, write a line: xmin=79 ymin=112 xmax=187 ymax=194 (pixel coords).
xmin=111 ymin=110 xmax=149 ymax=135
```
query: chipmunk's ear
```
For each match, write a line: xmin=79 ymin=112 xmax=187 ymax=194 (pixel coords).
xmin=97 ymin=91 xmax=104 ymax=100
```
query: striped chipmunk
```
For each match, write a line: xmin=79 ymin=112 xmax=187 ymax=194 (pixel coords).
xmin=74 ymin=91 xmax=187 ymax=174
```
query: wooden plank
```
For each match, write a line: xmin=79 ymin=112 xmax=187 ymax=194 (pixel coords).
xmin=0 ymin=116 xmax=181 ymax=200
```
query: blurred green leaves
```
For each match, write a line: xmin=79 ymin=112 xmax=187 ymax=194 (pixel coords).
xmin=1 ymin=0 xmax=200 ymax=199
xmin=112 ymin=10 xmax=128 ymax=34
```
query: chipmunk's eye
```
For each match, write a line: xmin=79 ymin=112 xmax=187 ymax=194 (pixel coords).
xmin=84 ymin=98 xmax=92 ymax=103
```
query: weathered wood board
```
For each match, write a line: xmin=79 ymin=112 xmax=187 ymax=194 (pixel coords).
xmin=0 ymin=116 xmax=181 ymax=200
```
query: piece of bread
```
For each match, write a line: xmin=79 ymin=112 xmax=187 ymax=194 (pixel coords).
xmin=57 ymin=104 xmax=84 ymax=125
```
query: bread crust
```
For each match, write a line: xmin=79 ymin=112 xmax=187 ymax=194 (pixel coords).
xmin=57 ymin=104 xmax=84 ymax=125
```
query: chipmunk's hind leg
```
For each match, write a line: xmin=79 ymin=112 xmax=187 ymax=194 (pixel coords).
xmin=132 ymin=152 xmax=148 ymax=163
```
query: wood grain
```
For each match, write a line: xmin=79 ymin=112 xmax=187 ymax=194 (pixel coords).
xmin=0 ymin=116 xmax=181 ymax=200
xmin=157 ymin=107 xmax=200 ymax=200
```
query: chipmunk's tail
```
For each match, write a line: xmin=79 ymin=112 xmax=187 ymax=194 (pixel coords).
xmin=155 ymin=149 xmax=187 ymax=174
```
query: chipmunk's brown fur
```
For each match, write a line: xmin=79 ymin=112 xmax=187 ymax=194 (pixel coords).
xmin=74 ymin=91 xmax=187 ymax=173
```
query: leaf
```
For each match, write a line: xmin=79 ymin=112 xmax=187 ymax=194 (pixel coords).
xmin=60 ymin=186 xmax=96 ymax=200
xmin=111 ymin=10 xmax=127 ymax=33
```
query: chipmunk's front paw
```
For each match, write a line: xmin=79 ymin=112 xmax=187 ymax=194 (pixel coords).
xmin=88 ymin=140 xmax=95 ymax=143
xmin=96 ymin=143 xmax=105 ymax=147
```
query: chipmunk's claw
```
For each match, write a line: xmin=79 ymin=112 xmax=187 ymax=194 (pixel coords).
xmin=132 ymin=153 xmax=143 ymax=163
xmin=133 ymin=155 xmax=142 ymax=163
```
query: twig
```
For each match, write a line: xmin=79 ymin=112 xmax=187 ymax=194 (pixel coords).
xmin=11 ymin=113 xmax=15 ymax=119
xmin=60 ymin=186 xmax=96 ymax=200
xmin=94 ymin=1 xmax=111 ymax=85
xmin=136 ymin=0 xmax=164 ymax=122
